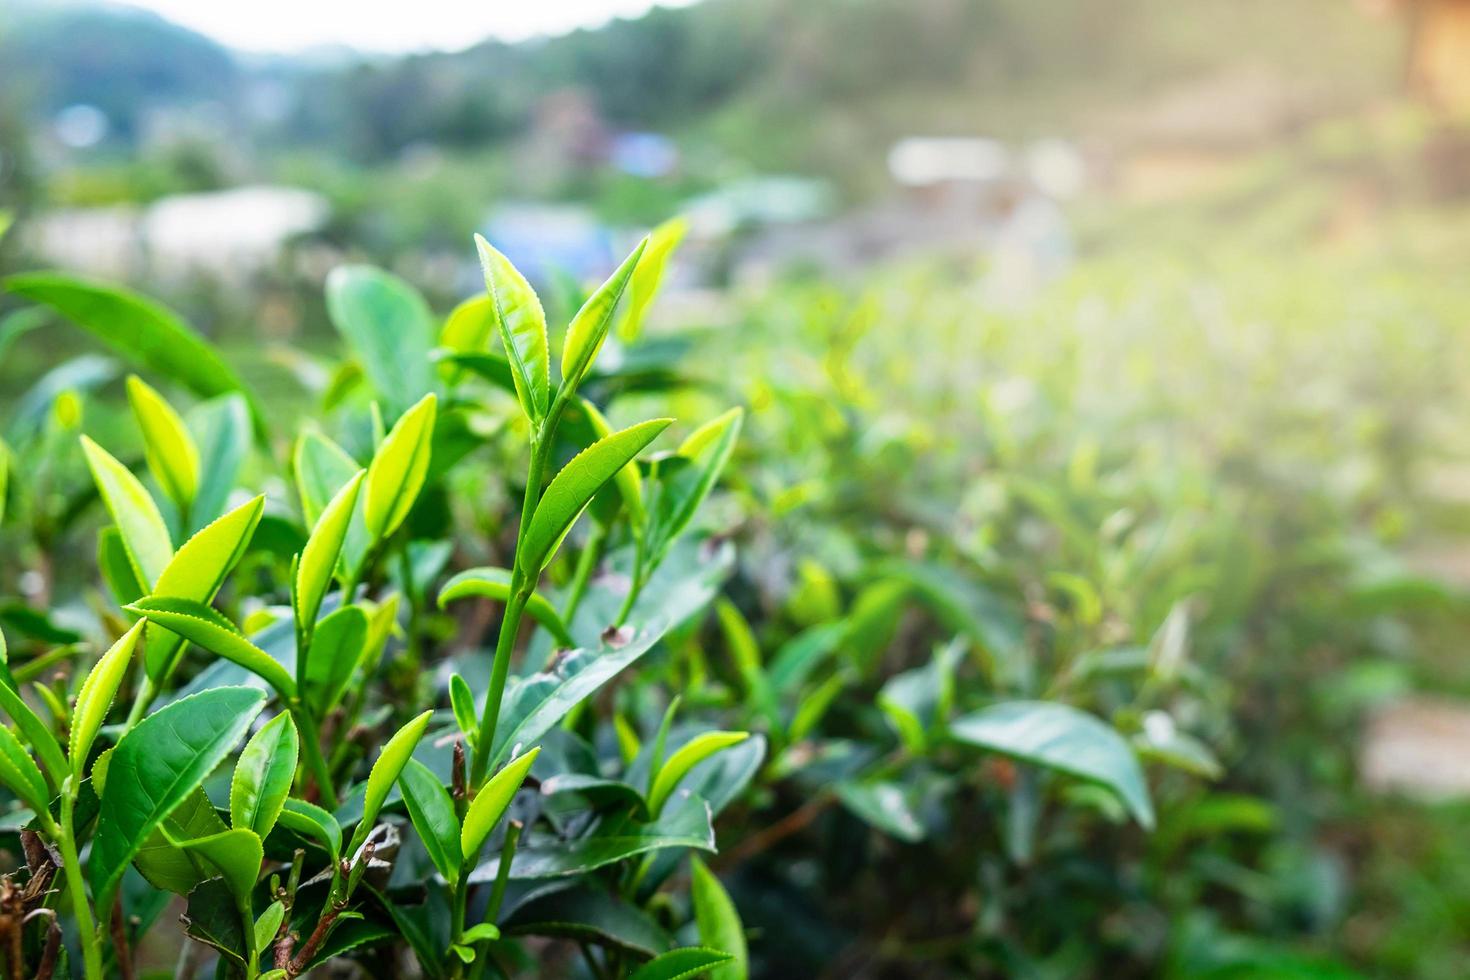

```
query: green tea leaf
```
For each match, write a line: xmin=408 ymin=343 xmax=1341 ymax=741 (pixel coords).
xmin=325 ymin=265 xmax=437 ymax=417
xmin=473 ymin=791 xmax=714 ymax=882
xmin=295 ymin=469 xmax=365 ymax=635
xmin=364 ymin=393 xmax=437 ymax=542
xmin=398 ymin=758 xmax=460 ymax=881
xmin=449 ymin=673 xmax=477 ymax=745
xmin=70 ymin=621 xmax=145 ymax=775
xmin=126 ymin=374 xmax=200 ymax=510
xmin=561 ymin=238 xmax=646 ymax=393
xmin=348 ymin=709 xmax=433 ymax=858
xmin=91 ymin=686 xmax=266 ymax=911
xmin=127 ymin=597 xmax=297 ymax=698
xmin=0 ymin=724 xmax=50 ymax=814
xmin=461 ymin=746 xmax=538 ymax=862
xmin=254 ymin=900 xmax=286 ymax=953
xmin=145 ymin=495 xmax=266 ymax=680
xmin=169 ymin=827 xmax=264 ymax=902
xmin=186 ymin=393 xmax=251 ymax=531
xmin=690 ymin=856 xmax=747 ymax=980
xmin=231 ymin=712 xmax=298 ymax=838
xmin=504 ymin=886 xmax=670 ymax=959
xmin=182 ymin=877 xmax=247 ymax=968
xmin=579 ymin=398 xmax=645 ymax=529
xmin=950 ymin=701 xmax=1155 ymax=829
xmin=833 ymin=779 xmax=926 ymax=843
xmin=81 ymin=435 xmax=173 ymax=587
xmin=646 ymin=408 xmax=742 ymax=564
xmin=473 ymin=234 xmax=549 ymax=422
xmin=277 ymin=798 xmax=341 ymax=862
xmin=519 ymin=418 xmax=671 ymax=574
xmin=302 ymin=605 xmax=368 ymax=716
xmin=98 ymin=526 xmax=147 ymax=606
xmin=618 ymin=217 xmax=687 ymax=343
xmin=3 ymin=273 xmax=262 ymax=429
xmin=647 ymin=731 xmax=749 ymax=818
xmin=293 ymin=431 xmax=360 ymax=528
xmin=0 ymin=679 xmax=67 ymax=787
xmin=438 ymin=567 xmax=574 ymax=647
xmin=629 ymin=947 xmax=735 ymax=980
xmin=439 ymin=294 xmax=497 ymax=353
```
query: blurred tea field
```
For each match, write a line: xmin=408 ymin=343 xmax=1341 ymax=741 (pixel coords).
xmin=4 ymin=0 xmax=1470 ymax=977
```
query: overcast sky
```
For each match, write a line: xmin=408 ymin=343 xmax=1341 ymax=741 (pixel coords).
xmin=113 ymin=0 xmax=701 ymax=53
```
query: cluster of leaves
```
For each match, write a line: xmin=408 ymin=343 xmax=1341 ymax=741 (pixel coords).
xmin=0 ymin=218 xmax=759 ymax=978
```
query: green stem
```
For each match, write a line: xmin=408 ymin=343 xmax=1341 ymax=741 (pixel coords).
xmin=562 ymin=523 xmax=606 ymax=624
xmin=55 ymin=789 xmax=102 ymax=980
xmin=294 ymin=705 xmax=339 ymax=809
xmin=613 ymin=542 xmax=646 ymax=629
xmin=470 ymin=587 xmax=530 ymax=788
xmin=124 ymin=675 xmax=156 ymax=730
xmin=483 ymin=819 xmax=521 ymax=927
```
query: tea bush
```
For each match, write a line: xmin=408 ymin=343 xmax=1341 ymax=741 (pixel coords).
xmin=0 ymin=223 xmax=1463 ymax=978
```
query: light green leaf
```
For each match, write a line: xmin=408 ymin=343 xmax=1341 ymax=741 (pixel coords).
xmin=461 ymin=923 xmax=500 ymax=944
xmin=98 ymin=526 xmax=147 ymax=606
xmin=449 ymin=674 xmax=477 ymax=746
xmin=0 ymin=679 xmax=67 ymax=788
xmin=398 ymin=758 xmax=459 ymax=881
xmin=438 ymin=568 xmax=574 ymax=647
xmin=325 ymin=265 xmax=437 ymax=417
xmin=461 ymin=747 xmax=539 ymax=863
xmin=618 ymin=217 xmax=687 ymax=343
xmin=347 ymin=709 xmax=433 ymax=858
xmin=579 ymin=399 xmax=645 ymax=529
xmin=186 ymin=393 xmax=251 ymax=531
xmin=833 ymin=780 xmax=925 ymax=843
xmin=254 ymin=901 xmax=286 ymax=953
xmin=293 ymin=431 xmax=361 ymax=528
xmin=126 ymin=597 xmax=296 ymax=698
xmin=647 ymin=731 xmax=749 ymax=818
xmin=295 ymin=470 xmax=365 ymax=635
xmin=90 ymin=686 xmax=266 ymax=911
xmin=439 ymin=294 xmax=497 ymax=354
xmin=473 ymin=234 xmax=549 ymax=422
xmin=80 ymin=435 xmax=172 ymax=587
xmin=277 ymin=798 xmax=341 ymax=862
xmin=3 ymin=273 xmax=262 ymax=430
xmin=168 ymin=827 xmax=263 ymax=903
xmin=646 ymin=408 xmax=742 ymax=565
xmin=629 ymin=947 xmax=735 ymax=980
xmin=126 ymin=374 xmax=200 ymax=510
xmin=302 ymin=605 xmax=368 ymax=716
xmin=0 ymin=724 xmax=50 ymax=814
xmin=364 ymin=393 xmax=437 ymax=542
xmin=519 ymin=418 xmax=671 ymax=574
xmin=145 ymin=494 xmax=266 ymax=680
xmin=690 ymin=856 xmax=747 ymax=980
xmin=950 ymin=700 xmax=1155 ymax=829
xmin=231 ymin=712 xmax=299 ymax=838
xmin=561 ymin=238 xmax=647 ymax=393
xmin=69 ymin=621 xmax=145 ymax=775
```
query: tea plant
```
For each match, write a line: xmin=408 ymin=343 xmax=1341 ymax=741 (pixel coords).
xmin=0 ymin=228 xmax=756 ymax=977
